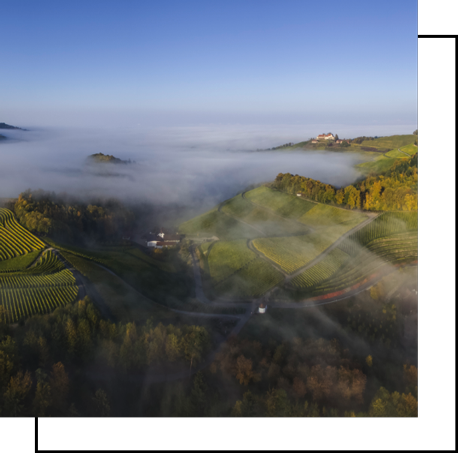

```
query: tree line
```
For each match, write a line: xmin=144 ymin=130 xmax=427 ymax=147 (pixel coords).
xmin=0 ymin=297 xmax=211 ymax=416
xmin=9 ymin=189 xmax=135 ymax=243
xmin=273 ymin=153 xmax=418 ymax=211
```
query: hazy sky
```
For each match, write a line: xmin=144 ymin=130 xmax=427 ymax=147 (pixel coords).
xmin=1 ymin=0 xmax=417 ymax=129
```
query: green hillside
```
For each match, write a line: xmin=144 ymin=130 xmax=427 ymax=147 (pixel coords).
xmin=181 ymin=186 xmax=369 ymax=299
xmin=355 ymin=135 xmax=416 ymax=150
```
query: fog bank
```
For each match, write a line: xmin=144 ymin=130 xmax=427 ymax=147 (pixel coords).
xmin=0 ymin=125 xmax=371 ymax=217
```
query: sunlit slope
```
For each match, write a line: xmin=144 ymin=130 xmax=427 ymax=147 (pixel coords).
xmin=221 ymin=194 xmax=310 ymax=236
xmin=195 ymin=238 xmax=284 ymax=299
xmin=179 ymin=207 xmax=258 ymax=240
xmin=252 ymin=218 xmax=364 ymax=274
xmin=288 ymin=212 xmax=418 ymax=295
xmin=297 ymin=203 xmax=367 ymax=228
xmin=244 ymin=186 xmax=315 ymax=219
xmin=206 ymin=239 xmax=257 ymax=283
xmin=244 ymin=186 xmax=366 ymax=228
xmin=0 ymin=208 xmax=45 ymax=260
xmin=0 ymin=251 xmax=79 ymax=323
xmin=355 ymin=135 xmax=416 ymax=150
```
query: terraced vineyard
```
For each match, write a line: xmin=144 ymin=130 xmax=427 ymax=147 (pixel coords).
xmin=213 ymin=258 xmax=284 ymax=299
xmin=340 ymin=212 xmax=417 ymax=255
xmin=0 ymin=208 xmax=45 ymax=260
xmin=253 ymin=219 xmax=365 ymax=274
xmin=0 ymin=286 xmax=79 ymax=322
xmin=244 ymin=186 xmax=316 ymax=219
xmin=0 ymin=247 xmax=79 ymax=322
xmin=221 ymin=194 xmax=309 ymax=236
xmin=206 ymin=239 xmax=257 ymax=283
xmin=290 ymin=248 xmax=350 ymax=288
xmin=312 ymin=232 xmax=418 ymax=295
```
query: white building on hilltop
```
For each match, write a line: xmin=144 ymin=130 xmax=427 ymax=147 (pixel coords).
xmin=316 ymin=133 xmax=335 ymax=140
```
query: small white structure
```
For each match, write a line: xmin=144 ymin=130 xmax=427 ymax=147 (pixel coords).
xmin=296 ymin=193 xmax=302 ymax=197
xmin=258 ymin=303 xmax=267 ymax=314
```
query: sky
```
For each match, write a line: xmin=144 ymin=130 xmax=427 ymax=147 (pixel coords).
xmin=1 ymin=0 xmax=417 ymax=129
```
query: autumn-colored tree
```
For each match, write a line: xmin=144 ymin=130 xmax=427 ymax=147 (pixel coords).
xmin=235 ymin=355 xmax=260 ymax=386
xmin=265 ymin=388 xmax=291 ymax=416
xmin=32 ymin=370 xmax=51 ymax=417
xmin=369 ymin=387 xmax=418 ymax=417
xmin=2 ymin=370 xmax=32 ymax=416
xmin=292 ymin=376 xmax=307 ymax=398
xmin=366 ymin=355 xmax=373 ymax=367
xmin=49 ymin=362 xmax=69 ymax=413
xmin=181 ymin=326 xmax=210 ymax=369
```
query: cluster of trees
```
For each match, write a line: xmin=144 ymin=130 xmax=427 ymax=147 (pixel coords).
xmin=87 ymin=153 xmax=133 ymax=164
xmin=200 ymin=335 xmax=417 ymax=417
xmin=210 ymin=337 xmax=368 ymax=415
xmin=271 ymin=142 xmax=294 ymax=150
xmin=274 ymin=173 xmax=362 ymax=209
xmin=0 ymin=297 xmax=211 ymax=416
xmin=351 ymin=136 xmax=376 ymax=144
xmin=273 ymin=153 xmax=418 ymax=211
xmin=11 ymin=189 xmax=135 ymax=242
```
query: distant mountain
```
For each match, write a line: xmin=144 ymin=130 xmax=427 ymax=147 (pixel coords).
xmin=87 ymin=153 xmax=134 ymax=164
xmin=0 ymin=122 xmax=27 ymax=130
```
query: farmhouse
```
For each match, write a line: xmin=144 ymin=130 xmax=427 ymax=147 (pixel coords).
xmin=316 ymin=133 xmax=334 ymax=140
xmin=144 ymin=229 xmax=182 ymax=248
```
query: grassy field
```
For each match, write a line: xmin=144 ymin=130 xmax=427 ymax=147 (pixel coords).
xmin=355 ymin=135 xmax=416 ymax=150
xmin=212 ymin=258 xmax=284 ymax=299
xmin=298 ymin=203 xmax=367 ymax=228
xmin=385 ymin=149 xmax=410 ymax=158
xmin=206 ymin=239 xmax=257 ymax=283
xmin=398 ymin=143 xmax=418 ymax=155
xmin=252 ymin=219 xmax=363 ymax=274
xmin=244 ymin=186 xmax=316 ymax=219
xmin=179 ymin=207 xmax=258 ymax=240
xmin=45 ymin=239 xmax=194 ymax=305
xmin=0 ymin=249 xmax=42 ymax=272
xmin=221 ymin=194 xmax=309 ymax=236
xmin=61 ymin=251 xmax=173 ymax=322
xmin=357 ymin=156 xmax=398 ymax=174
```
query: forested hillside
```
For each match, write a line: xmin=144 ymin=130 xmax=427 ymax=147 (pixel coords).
xmin=273 ymin=153 xmax=417 ymax=211
xmin=10 ymin=189 xmax=134 ymax=242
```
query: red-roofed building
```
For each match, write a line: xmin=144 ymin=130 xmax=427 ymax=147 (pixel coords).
xmin=316 ymin=133 xmax=335 ymax=140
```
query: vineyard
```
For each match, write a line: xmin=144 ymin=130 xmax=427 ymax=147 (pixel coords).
xmin=298 ymin=203 xmax=367 ymax=228
xmin=213 ymin=258 xmax=284 ymax=299
xmin=340 ymin=212 xmax=417 ymax=255
xmin=0 ymin=286 xmax=79 ymax=322
xmin=244 ymin=186 xmax=316 ymax=220
xmin=207 ymin=239 xmax=257 ymax=283
xmin=0 ymin=249 xmax=79 ymax=322
xmin=221 ymin=194 xmax=309 ymax=237
xmin=252 ymin=220 xmax=364 ymax=274
xmin=302 ymin=231 xmax=418 ymax=296
xmin=0 ymin=208 xmax=45 ymax=260
xmin=290 ymin=248 xmax=350 ymax=288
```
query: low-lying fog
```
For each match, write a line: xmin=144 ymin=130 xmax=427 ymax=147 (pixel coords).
xmin=1 ymin=125 xmax=372 ymax=219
